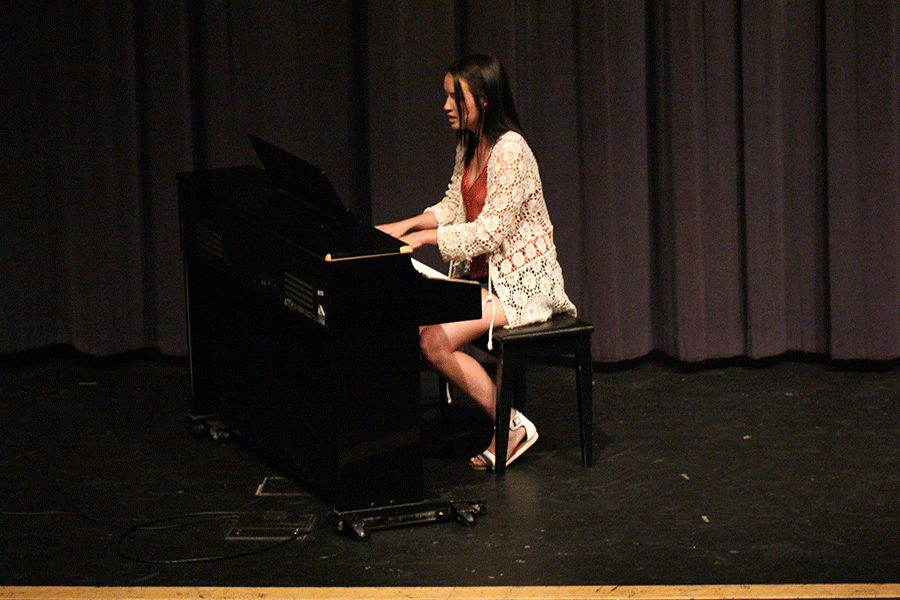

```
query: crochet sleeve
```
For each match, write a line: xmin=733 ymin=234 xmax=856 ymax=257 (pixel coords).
xmin=434 ymin=136 xmax=527 ymax=262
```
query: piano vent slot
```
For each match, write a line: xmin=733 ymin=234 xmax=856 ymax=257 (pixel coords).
xmin=283 ymin=271 xmax=316 ymax=317
xmin=195 ymin=223 xmax=224 ymax=259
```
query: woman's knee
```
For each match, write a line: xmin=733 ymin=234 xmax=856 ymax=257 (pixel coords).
xmin=419 ymin=325 xmax=451 ymax=365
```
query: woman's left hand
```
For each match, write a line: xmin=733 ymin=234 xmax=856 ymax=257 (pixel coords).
xmin=375 ymin=221 xmax=410 ymax=239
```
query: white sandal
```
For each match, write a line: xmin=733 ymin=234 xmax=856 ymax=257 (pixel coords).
xmin=469 ymin=412 xmax=539 ymax=470
xmin=506 ymin=411 xmax=539 ymax=467
xmin=470 ymin=449 xmax=496 ymax=471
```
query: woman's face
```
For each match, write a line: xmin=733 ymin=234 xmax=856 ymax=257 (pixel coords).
xmin=443 ymin=72 xmax=480 ymax=133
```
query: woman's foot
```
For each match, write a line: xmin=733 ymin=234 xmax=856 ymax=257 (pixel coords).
xmin=470 ymin=411 xmax=539 ymax=470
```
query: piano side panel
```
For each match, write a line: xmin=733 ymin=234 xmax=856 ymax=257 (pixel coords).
xmin=184 ymin=255 xmax=272 ymax=426
xmin=184 ymin=254 xmax=424 ymax=510
xmin=271 ymin=314 xmax=424 ymax=510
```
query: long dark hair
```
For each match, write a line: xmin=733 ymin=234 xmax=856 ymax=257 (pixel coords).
xmin=448 ymin=54 xmax=525 ymax=165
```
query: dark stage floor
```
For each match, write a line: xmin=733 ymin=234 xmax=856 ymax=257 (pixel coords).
xmin=1 ymin=347 xmax=899 ymax=588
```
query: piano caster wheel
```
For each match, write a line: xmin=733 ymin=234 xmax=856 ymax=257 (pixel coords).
xmin=348 ymin=521 xmax=369 ymax=541
xmin=188 ymin=417 xmax=230 ymax=443
xmin=452 ymin=502 xmax=478 ymax=527
xmin=189 ymin=421 xmax=208 ymax=440
xmin=208 ymin=422 xmax=230 ymax=443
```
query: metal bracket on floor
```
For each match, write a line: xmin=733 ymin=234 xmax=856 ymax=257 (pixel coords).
xmin=333 ymin=498 xmax=486 ymax=541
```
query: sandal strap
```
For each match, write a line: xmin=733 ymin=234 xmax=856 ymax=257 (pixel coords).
xmin=476 ymin=450 xmax=495 ymax=469
xmin=509 ymin=412 xmax=523 ymax=430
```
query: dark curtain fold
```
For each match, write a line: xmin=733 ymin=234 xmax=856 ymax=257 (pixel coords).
xmin=740 ymin=0 xmax=828 ymax=359
xmin=576 ymin=1 xmax=653 ymax=362
xmin=650 ymin=0 xmax=746 ymax=361
xmin=1 ymin=1 xmax=898 ymax=362
xmin=825 ymin=1 xmax=900 ymax=360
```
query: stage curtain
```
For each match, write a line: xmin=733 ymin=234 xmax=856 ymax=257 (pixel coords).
xmin=1 ymin=1 xmax=898 ymax=362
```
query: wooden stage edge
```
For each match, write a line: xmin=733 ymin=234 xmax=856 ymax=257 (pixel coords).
xmin=1 ymin=585 xmax=899 ymax=600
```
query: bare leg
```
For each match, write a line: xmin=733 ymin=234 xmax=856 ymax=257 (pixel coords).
xmin=419 ymin=290 xmax=526 ymax=467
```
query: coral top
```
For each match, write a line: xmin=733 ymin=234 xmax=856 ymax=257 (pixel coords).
xmin=462 ymin=162 xmax=489 ymax=279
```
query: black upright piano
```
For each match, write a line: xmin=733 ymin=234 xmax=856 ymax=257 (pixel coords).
xmin=177 ymin=153 xmax=480 ymax=514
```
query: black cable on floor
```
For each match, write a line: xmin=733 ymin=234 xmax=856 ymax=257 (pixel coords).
xmin=0 ymin=508 xmax=335 ymax=565
xmin=114 ymin=510 xmax=336 ymax=565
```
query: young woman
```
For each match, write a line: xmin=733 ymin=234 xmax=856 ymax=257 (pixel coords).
xmin=377 ymin=54 xmax=576 ymax=470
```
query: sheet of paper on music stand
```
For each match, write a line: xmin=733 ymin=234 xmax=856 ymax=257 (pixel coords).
xmin=411 ymin=258 xmax=448 ymax=280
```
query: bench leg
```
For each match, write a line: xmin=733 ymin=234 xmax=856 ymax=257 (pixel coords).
xmin=576 ymin=335 xmax=594 ymax=467
xmin=493 ymin=350 xmax=515 ymax=476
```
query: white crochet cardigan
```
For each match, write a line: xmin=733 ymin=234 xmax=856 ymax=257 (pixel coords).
xmin=425 ymin=131 xmax=576 ymax=328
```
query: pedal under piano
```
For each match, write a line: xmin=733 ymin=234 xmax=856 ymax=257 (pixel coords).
xmin=177 ymin=137 xmax=481 ymax=515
